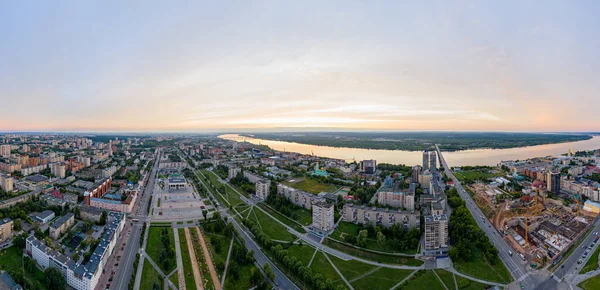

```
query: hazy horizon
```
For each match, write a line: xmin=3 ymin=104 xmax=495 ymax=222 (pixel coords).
xmin=2 ymin=1 xmax=600 ymax=132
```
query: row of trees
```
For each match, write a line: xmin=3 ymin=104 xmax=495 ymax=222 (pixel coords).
xmin=230 ymin=172 xmax=255 ymax=195
xmin=243 ymin=218 xmax=345 ymax=290
xmin=265 ymin=183 xmax=306 ymax=221
xmin=158 ymin=227 xmax=174 ymax=271
xmin=447 ymin=188 xmax=499 ymax=264
xmin=340 ymin=223 xmax=421 ymax=252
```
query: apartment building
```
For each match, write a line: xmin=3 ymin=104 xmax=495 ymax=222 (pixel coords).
xmin=49 ymin=213 xmax=75 ymax=239
xmin=255 ymin=179 xmax=271 ymax=199
xmin=277 ymin=184 xmax=322 ymax=210
xmin=228 ymin=167 xmax=241 ymax=179
xmin=0 ymin=218 xmax=13 ymax=242
xmin=342 ymin=204 xmax=420 ymax=229
xmin=0 ymin=174 xmax=13 ymax=192
xmin=376 ymin=182 xmax=416 ymax=210
xmin=424 ymin=214 xmax=449 ymax=250
xmin=312 ymin=201 xmax=334 ymax=231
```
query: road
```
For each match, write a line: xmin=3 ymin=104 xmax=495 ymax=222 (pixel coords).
xmin=111 ymin=149 xmax=161 ymax=290
xmin=436 ymin=145 xmax=541 ymax=289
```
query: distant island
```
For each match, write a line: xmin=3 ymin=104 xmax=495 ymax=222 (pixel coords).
xmin=241 ymin=132 xmax=593 ymax=152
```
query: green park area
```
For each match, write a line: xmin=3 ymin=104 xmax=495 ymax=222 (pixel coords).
xmin=580 ymin=246 xmax=600 ymax=274
xmin=454 ymin=167 xmax=503 ymax=184
xmin=400 ymin=270 xmax=444 ymax=290
xmin=435 ymin=269 xmax=489 ymax=290
xmin=146 ymin=225 xmax=176 ymax=273
xmin=286 ymin=244 xmax=316 ymax=266
xmin=168 ymin=274 xmax=179 ymax=290
xmin=330 ymin=221 xmax=417 ymax=254
xmin=453 ymin=249 xmax=512 ymax=284
xmin=309 ymin=252 xmax=347 ymax=289
xmin=283 ymin=178 xmax=338 ymax=194
xmin=177 ymin=229 xmax=197 ymax=290
xmin=351 ymin=267 xmax=412 ymax=290
xmin=579 ymin=275 xmax=600 ymax=290
xmin=0 ymin=247 xmax=47 ymax=290
xmin=328 ymin=254 xmax=376 ymax=281
xmin=249 ymin=208 xmax=295 ymax=241
xmin=140 ymin=261 xmax=164 ymax=290
xmin=223 ymin=239 xmax=262 ymax=290
xmin=323 ymin=238 xmax=423 ymax=266
xmin=201 ymin=169 xmax=244 ymax=207
xmin=257 ymin=203 xmax=307 ymax=232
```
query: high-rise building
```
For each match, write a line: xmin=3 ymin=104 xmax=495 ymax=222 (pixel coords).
xmin=0 ymin=145 xmax=11 ymax=157
xmin=0 ymin=218 xmax=13 ymax=242
xmin=51 ymin=163 xmax=66 ymax=179
xmin=255 ymin=179 xmax=271 ymax=199
xmin=0 ymin=174 xmax=13 ymax=192
xmin=312 ymin=201 xmax=335 ymax=231
xmin=429 ymin=151 xmax=437 ymax=171
xmin=424 ymin=214 xmax=448 ymax=250
xmin=360 ymin=159 xmax=377 ymax=174
xmin=422 ymin=151 xmax=430 ymax=170
xmin=411 ymin=166 xmax=420 ymax=183
xmin=547 ymin=172 xmax=561 ymax=194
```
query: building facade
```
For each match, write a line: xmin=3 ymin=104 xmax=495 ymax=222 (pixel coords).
xmin=0 ymin=218 xmax=13 ymax=242
xmin=49 ymin=213 xmax=75 ymax=239
xmin=312 ymin=201 xmax=334 ymax=231
xmin=255 ymin=179 xmax=271 ymax=199
xmin=342 ymin=204 xmax=420 ymax=229
xmin=424 ymin=214 xmax=449 ymax=250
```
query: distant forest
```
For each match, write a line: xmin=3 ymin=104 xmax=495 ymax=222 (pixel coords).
xmin=244 ymin=132 xmax=592 ymax=152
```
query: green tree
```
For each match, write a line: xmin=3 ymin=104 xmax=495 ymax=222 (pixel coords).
xmin=99 ymin=211 xmax=107 ymax=225
xmin=376 ymin=231 xmax=386 ymax=246
xmin=12 ymin=219 xmax=21 ymax=231
xmin=357 ymin=230 xmax=368 ymax=247
xmin=264 ymin=262 xmax=275 ymax=281
xmin=45 ymin=267 xmax=67 ymax=290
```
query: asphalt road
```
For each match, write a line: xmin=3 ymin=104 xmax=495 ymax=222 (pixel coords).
xmin=436 ymin=145 xmax=539 ymax=289
xmin=111 ymin=149 xmax=160 ymax=290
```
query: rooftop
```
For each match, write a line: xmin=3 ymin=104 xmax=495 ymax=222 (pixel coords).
xmin=50 ymin=213 xmax=74 ymax=230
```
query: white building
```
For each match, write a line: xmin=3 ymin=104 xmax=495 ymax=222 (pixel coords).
xmin=228 ymin=167 xmax=241 ymax=179
xmin=51 ymin=163 xmax=66 ymax=179
xmin=312 ymin=201 xmax=335 ymax=231
xmin=255 ymin=179 xmax=271 ymax=199
xmin=26 ymin=212 xmax=125 ymax=290
xmin=0 ymin=174 xmax=13 ymax=192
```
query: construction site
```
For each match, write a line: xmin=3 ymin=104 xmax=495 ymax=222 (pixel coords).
xmin=470 ymin=182 xmax=596 ymax=267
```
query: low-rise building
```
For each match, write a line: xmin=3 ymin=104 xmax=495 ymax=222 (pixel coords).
xmin=312 ymin=201 xmax=334 ymax=231
xmin=49 ymin=213 xmax=75 ymax=239
xmin=342 ymin=204 xmax=420 ymax=229
xmin=34 ymin=210 xmax=55 ymax=224
xmin=277 ymin=184 xmax=323 ymax=210
xmin=167 ymin=174 xmax=186 ymax=191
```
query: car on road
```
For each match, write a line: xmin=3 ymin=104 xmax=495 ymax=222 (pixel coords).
xmin=520 ymin=282 xmax=524 ymax=289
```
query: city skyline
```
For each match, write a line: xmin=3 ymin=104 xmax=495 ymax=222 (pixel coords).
xmin=2 ymin=1 xmax=600 ymax=132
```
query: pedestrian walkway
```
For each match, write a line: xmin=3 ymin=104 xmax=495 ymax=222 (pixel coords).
xmin=173 ymin=226 xmax=186 ymax=290
xmin=220 ymin=236 xmax=235 ymax=288
xmin=184 ymin=227 xmax=204 ymax=290
xmin=324 ymin=251 xmax=355 ymax=290
xmin=195 ymin=227 xmax=222 ymax=290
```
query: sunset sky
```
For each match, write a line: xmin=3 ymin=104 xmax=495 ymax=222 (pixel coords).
xmin=1 ymin=1 xmax=599 ymax=132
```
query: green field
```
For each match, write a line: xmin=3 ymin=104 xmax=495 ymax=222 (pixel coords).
xmin=401 ymin=270 xmax=445 ymax=290
xmin=169 ymin=274 xmax=179 ymax=290
xmin=579 ymin=275 xmax=600 ymax=290
xmin=257 ymin=203 xmax=307 ymax=233
xmin=580 ymin=245 xmax=600 ymax=274
xmin=309 ymin=252 xmax=346 ymax=288
xmin=454 ymin=169 xmax=502 ymax=183
xmin=328 ymin=254 xmax=377 ymax=281
xmin=251 ymin=208 xmax=295 ymax=241
xmin=454 ymin=249 xmax=512 ymax=284
xmin=0 ymin=247 xmax=47 ymax=290
xmin=141 ymin=260 xmax=164 ymax=290
xmin=286 ymin=244 xmax=316 ymax=266
xmin=351 ymin=267 xmax=413 ymax=290
xmin=146 ymin=225 xmax=177 ymax=273
xmin=178 ymin=229 xmax=198 ymax=290
xmin=283 ymin=178 xmax=338 ymax=194
xmin=323 ymin=238 xmax=423 ymax=266
xmin=202 ymin=170 xmax=244 ymax=207
xmin=435 ymin=270 xmax=456 ymax=289
xmin=204 ymin=231 xmax=232 ymax=274
xmin=455 ymin=274 xmax=490 ymax=290
xmin=330 ymin=221 xmax=418 ymax=254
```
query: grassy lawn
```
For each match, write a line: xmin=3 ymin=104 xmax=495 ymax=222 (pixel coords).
xmin=351 ymin=267 xmax=412 ymax=290
xmin=223 ymin=239 xmax=259 ymax=289
xmin=328 ymin=254 xmax=377 ymax=281
xmin=454 ymin=249 xmax=512 ymax=284
xmin=169 ymin=273 xmax=179 ymax=289
xmin=178 ymin=229 xmax=197 ymax=290
xmin=309 ymin=252 xmax=345 ymax=288
xmin=579 ymin=275 xmax=600 ymax=290
xmin=323 ymin=238 xmax=423 ymax=266
xmin=141 ymin=260 xmax=164 ymax=290
xmin=146 ymin=225 xmax=177 ymax=274
xmin=252 ymin=208 xmax=295 ymax=241
xmin=257 ymin=203 xmax=306 ymax=233
xmin=283 ymin=178 xmax=338 ymax=194
xmin=204 ymin=232 xmax=231 ymax=275
xmin=402 ymin=270 xmax=444 ymax=290
xmin=455 ymin=274 xmax=490 ymax=290
xmin=454 ymin=169 xmax=502 ymax=183
xmin=580 ymin=245 xmax=600 ymax=274
xmin=286 ymin=244 xmax=316 ymax=266
xmin=330 ymin=221 xmax=418 ymax=254
xmin=0 ymin=247 xmax=47 ymax=290
xmin=435 ymin=270 xmax=456 ymax=289
xmin=202 ymin=170 xmax=244 ymax=207
xmin=189 ymin=228 xmax=213 ymax=290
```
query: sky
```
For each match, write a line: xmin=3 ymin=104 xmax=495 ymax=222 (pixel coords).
xmin=1 ymin=1 xmax=600 ymax=132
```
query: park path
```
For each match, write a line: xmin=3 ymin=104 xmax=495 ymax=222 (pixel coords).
xmin=185 ymin=227 xmax=204 ymax=290
xmin=220 ymin=236 xmax=235 ymax=288
xmin=433 ymin=270 xmax=450 ymax=290
xmin=349 ymin=266 xmax=380 ymax=283
xmin=391 ymin=270 xmax=419 ymax=290
xmin=195 ymin=227 xmax=222 ymax=290
xmin=173 ymin=226 xmax=186 ymax=290
xmin=324 ymin=251 xmax=355 ymax=290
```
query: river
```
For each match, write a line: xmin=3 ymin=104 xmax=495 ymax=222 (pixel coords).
xmin=219 ymin=134 xmax=600 ymax=167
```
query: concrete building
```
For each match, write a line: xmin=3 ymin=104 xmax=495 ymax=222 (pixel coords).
xmin=342 ymin=204 xmax=420 ymax=229
xmin=83 ymin=178 xmax=112 ymax=205
xmin=26 ymin=212 xmax=125 ymax=290
xmin=101 ymin=166 xmax=117 ymax=178
xmin=277 ymin=184 xmax=323 ymax=210
xmin=424 ymin=214 xmax=449 ymax=250
xmin=228 ymin=167 xmax=241 ymax=179
xmin=0 ymin=174 xmax=13 ymax=192
xmin=49 ymin=213 xmax=75 ymax=239
xmin=411 ymin=166 xmax=420 ymax=183
xmin=360 ymin=160 xmax=377 ymax=174
xmin=547 ymin=172 xmax=561 ymax=194
xmin=243 ymin=171 xmax=263 ymax=183
xmin=429 ymin=151 xmax=437 ymax=171
xmin=51 ymin=163 xmax=66 ymax=179
xmin=0 ymin=218 xmax=13 ymax=242
xmin=583 ymin=200 xmax=600 ymax=214
xmin=0 ymin=145 xmax=12 ymax=157
xmin=167 ymin=174 xmax=186 ymax=191
xmin=419 ymin=169 xmax=432 ymax=188
xmin=255 ymin=179 xmax=271 ymax=199
xmin=422 ymin=151 xmax=430 ymax=170
xmin=34 ymin=210 xmax=55 ymax=224
xmin=377 ymin=182 xmax=416 ymax=210
xmin=312 ymin=201 xmax=335 ymax=231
